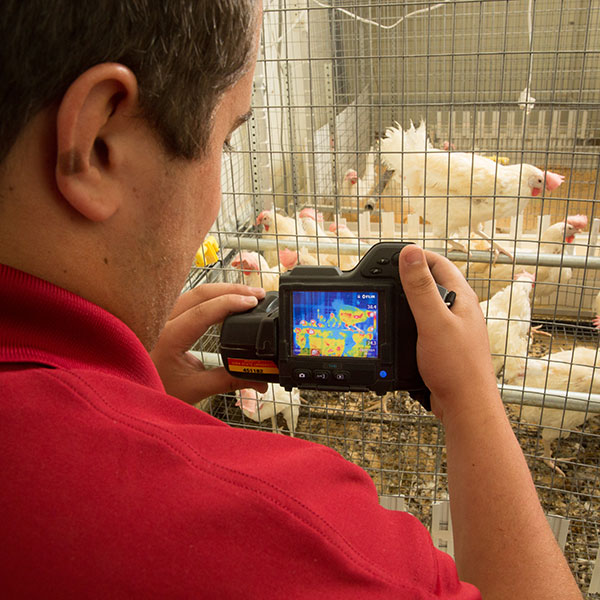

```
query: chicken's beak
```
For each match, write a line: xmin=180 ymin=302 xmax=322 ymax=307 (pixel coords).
xmin=565 ymin=219 xmax=586 ymax=241
xmin=564 ymin=225 xmax=580 ymax=243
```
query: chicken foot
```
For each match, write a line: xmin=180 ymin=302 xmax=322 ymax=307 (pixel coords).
xmin=540 ymin=440 xmax=575 ymax=478
xmin=541 ymin=456 xmax=567 ymax=478
xmin=473 ymin=228 xmax=514 ymax=264
xmin=530 ymin=324 xmax=552 ymax=340
xmin=365 ymin=392 xmax=393 ymax=414
xmin=528 ymin=323 xmax=553 ymax=345
xmin=446 ymin=238 xmax=471 ymax=256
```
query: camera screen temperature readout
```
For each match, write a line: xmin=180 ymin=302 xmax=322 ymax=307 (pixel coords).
xmin=291 ymin=290 xmax=379 ymax=358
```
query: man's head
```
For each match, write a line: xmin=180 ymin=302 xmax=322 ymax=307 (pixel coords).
xmin=0 ymin=0 xmax=259 ymax=164
xmin=0 ymin=1 xmax=261 ymax=349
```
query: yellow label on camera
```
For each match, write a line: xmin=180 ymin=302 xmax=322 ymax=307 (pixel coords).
xmin=228 ymin=358 xmax=279 ymax=375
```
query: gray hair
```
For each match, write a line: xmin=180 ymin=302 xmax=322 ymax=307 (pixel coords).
xmin=0 ymin=0 xmax=259 ymax=163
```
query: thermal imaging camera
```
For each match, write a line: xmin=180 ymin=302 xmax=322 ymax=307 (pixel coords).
xmin=219 ymin=242 xmax=455 ymax=410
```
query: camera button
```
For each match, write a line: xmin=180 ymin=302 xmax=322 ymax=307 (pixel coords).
xmin=294 ymin=369 xmax=312 ymax=381
xmin=377 ymin=257 xmax=390 ymax=265
xmin=313 ymin=370 xmax=330 ymax=381
xmin=369 ymin=267 xmax=383 ymax=275
xmin=391 ymin=252 xmax=400 ymax=265
xmin=333 ymin=370 xmax=350 ymax=382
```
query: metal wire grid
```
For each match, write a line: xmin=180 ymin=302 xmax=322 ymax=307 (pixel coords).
xmin=185 ymin=0 xmax=600 ymax=594
xmin=256 ymin=0 xmax=599 ymax=233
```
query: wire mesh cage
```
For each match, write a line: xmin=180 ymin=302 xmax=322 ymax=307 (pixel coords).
xmin=188 ymin=1 xmax=600 ymax=595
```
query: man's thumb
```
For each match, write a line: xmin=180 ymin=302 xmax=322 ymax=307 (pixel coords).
xmin=398 ymin=245 xmax=445 ymax=323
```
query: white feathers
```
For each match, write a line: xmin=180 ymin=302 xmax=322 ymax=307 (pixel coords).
xmin=464 ymin=215 xmax=587 ymax=301
xmin=235 ymin=384 xmax=301 ymax=436
xmin=480 ymin=272 xmax=534 ymax=380
xmin=230 ymin=251 xmax=281 ymax=292
xmin=380 ymin=120 xmax=563 ymax=252
xmin=506 ymin=347 xmax=600 ymax=471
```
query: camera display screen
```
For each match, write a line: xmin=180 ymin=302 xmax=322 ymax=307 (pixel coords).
xmin=291 ymin=290 xmax=378 ymax=358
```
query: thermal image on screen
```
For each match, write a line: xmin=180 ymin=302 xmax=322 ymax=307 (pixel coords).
xmin=291 ymin=291 xmax=378 ymax=358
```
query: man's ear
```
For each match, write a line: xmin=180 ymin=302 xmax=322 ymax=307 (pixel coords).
xmin=55 ymin=63 xmax=138 ymax=222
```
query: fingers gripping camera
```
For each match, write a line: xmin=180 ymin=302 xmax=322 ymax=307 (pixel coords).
xmin=220 ymin=242 xmax=455 ymax=410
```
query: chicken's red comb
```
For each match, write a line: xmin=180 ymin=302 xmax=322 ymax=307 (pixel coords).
xmin=256 ymin=210 xmax=269 ymax=225
xmin=236 ymin=389 xmax=260 ymax=413
xmin=544 ymin=171 xmax=564 ymax=191
xmin=239 ymin=250 xmax=255 ymax=261
xmin=329 ymin=222 xmax=350 ymax=233
xmin=515 ymin=270 xmax=535 ymax=284
xmin=241 ymin=251 xmax=260 ymax=273
xmin=279 ymin=248 xmax=298 ymax=269
xmin=231 ymin=251 xmax=257 ymax=274
xmin=566 ymin=214 xmax=588 ymax=231
xmin=299 ymin=207 xmax=316 ymax=220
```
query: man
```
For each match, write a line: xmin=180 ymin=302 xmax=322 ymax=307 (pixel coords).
xmin=0 ymin=2 xmax=582 ymax=598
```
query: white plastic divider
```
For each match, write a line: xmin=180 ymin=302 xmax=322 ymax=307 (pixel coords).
xmin=589 ymin=546 xmax=600 ymax=593
xmin=378 ymin=494 xmax=407 ymax=512
xmin=431 ymin=500 xmax=571 ymax=560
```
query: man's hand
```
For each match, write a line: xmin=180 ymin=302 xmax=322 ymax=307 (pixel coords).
xmin=399 ymin=245 xmax=583 ymax=600
xmin=398 ymin=244 xmax=498 ymax=423
xmin=150 ymin=283 xmax=269 ymax=404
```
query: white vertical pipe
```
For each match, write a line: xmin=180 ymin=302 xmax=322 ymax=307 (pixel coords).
xmin=358 ymin=211 xmax=371 ymax=238
xmin=381 ymin=211 xmax=395 ymax=238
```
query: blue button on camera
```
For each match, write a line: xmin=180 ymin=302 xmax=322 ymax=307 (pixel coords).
xmin=379 ymin=370 xmax=388 ymax=378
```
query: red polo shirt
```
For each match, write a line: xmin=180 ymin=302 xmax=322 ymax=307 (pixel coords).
xmin=0 ymin=263 xmax=480 ymax=599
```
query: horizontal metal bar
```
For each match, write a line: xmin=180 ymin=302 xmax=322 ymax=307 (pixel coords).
xmin=219 ymin=234 xmax=370 ymax=256
xmin=449 ymin=250 xmax=600 ymax=269
xmin=218 ymin=234 xmax=600 ymax=269
xmin=500 ymin=384 xmax=600 ymax=415
xmin=192 ymin=352 xmax=600 ymax=414
xmin=191 ymin=351 xmax=223 ymax=368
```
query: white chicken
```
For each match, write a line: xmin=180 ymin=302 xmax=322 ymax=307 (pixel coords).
xmin=256 ymin=209 xmax=308 ymax=267
xmin=277 ymin=245 xmax=320 ymax=269
xmin=230 ymin=251 xmax=280 ymax=292
xmin=505 ymin=346 xmax=600 ymax=476
xmin=463 ymin=215 xmax=587 ymax=301
xmin=475 ymin=267 xmax=598 ymax=475
xmin=235 ymin=384 xmax=301 ymax=436
xmin=327 ymin=221 xmax=360 ymax=270
xmin=341 ymin=146 xmax=378 ymax=209
xmin=297 ymin=207 xmax=337 ymax=266
xmin=298 ymin=206 xmax=327 ymax=237
xmin=480 ymin=271 xmax=535 ymax=379
xmin=380 ymin=120 xmax=564 ymax=257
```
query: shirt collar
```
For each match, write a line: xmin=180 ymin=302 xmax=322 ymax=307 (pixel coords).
xmin=0 ymin=263 xmax=164 ymax=391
